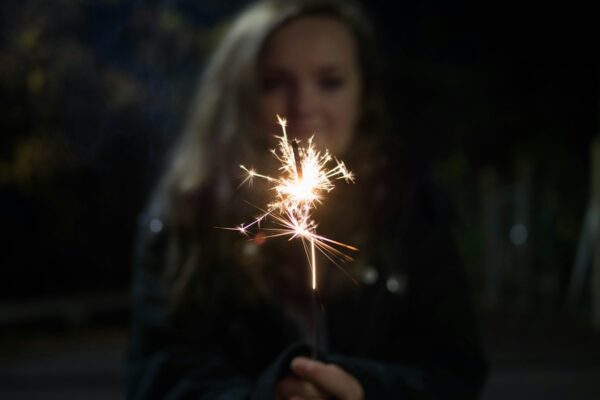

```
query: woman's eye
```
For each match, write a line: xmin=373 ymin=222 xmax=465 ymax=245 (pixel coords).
xmin=319 ymin=76 xmax=344 ymax=91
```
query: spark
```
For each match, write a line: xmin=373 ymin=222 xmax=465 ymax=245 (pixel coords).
xmin=230 ymin=115 xmax=357 ymax=291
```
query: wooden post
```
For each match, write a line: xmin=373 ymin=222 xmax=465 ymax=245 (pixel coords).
xmin=591 ymin=138 xmax=600 ymax=328
xmin=481 ymin=168 xmax=502 ymax=307
xmin=514 ymin=158 xmax=534 ymax=311
xmin=567 ymin=138 xmax=600 ymax=325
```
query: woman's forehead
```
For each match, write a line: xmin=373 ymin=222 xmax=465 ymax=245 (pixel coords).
xmin=260 ymin=16 xmax=358 ymax=71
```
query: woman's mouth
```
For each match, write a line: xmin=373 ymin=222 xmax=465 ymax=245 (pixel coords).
xmin=286 ymin=122 xmax=323 ymax=141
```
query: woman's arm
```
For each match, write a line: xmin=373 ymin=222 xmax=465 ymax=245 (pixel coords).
xmin=125 ymin=206 xmax=255 ymax=399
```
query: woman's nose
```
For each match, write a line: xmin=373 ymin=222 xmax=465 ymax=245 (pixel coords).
xmin=289 ymin=82 xmax=316 ymax=118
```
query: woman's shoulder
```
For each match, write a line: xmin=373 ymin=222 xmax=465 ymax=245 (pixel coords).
xmin=132 ymin=192 xmax=171 ymax=271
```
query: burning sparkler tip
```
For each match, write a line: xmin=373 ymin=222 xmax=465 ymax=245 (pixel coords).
xmin=291 ymin=139 xmax=303 ymax=179
xmin=276 ymin=115 xmax=287 ymax=128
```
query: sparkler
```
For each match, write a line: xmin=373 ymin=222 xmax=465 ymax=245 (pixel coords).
xmin=226 ymin=115 xmax=357 ymax=356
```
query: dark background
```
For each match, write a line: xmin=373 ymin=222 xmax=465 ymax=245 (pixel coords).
xmin=1 ymin=0 xmax=599 ymax=399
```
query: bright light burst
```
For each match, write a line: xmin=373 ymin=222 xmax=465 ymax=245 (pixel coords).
xmin=226 ymin=115 xmax=357 ymax=290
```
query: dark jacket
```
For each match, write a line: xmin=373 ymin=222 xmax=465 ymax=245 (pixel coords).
xmin=125 ymin=178 xmax=488 ymax=399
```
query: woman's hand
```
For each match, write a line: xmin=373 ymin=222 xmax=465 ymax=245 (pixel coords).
xmin=276 ymin=356 xmax=364 ymax=400
xmin=276 ymin=374 xmax=328 ymax=400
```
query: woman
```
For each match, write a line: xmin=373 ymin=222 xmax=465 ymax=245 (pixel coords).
xmin=126 ymin=1 xmax=488 ymax=399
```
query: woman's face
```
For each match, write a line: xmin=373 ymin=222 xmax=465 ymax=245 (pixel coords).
xmin=258 ymin=16 xmax=362 ymax=155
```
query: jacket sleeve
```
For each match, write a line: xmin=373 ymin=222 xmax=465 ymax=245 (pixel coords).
xmin=404 ymin=182 xmax=488 ymax=399
xmin=373 ymin=181 xmax=487 ymax=399
xmin=124 ymin=204 xmax=307 ymax=400
xmin=124 ymin=203 xmax=249 ymax=399
xmin=329 ymin=180 xmax=488 ymax=400
xmin=328 ymin=217 xmax=488 ymax=400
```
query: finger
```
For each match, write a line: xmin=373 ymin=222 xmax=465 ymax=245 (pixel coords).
xmin=276 ymin=375 xmax=327 ymax=399
xmin=289 ymin=397 xmax=328 ymax=400
xmin=289 ymin=397 xmax=329 ymax=400
xmin=290 ymin=357 xmax=364 ymax=400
